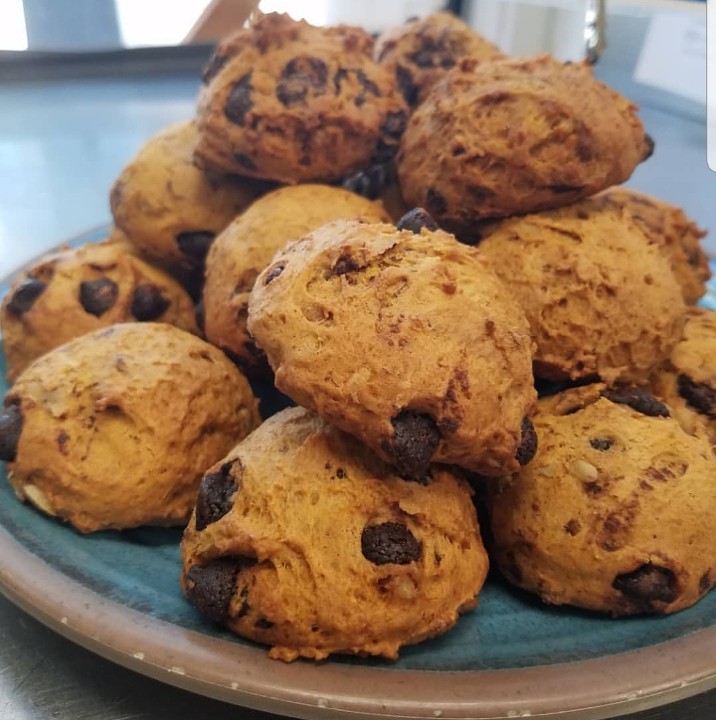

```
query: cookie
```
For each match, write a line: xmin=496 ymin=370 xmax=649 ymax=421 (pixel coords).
xmin=181 ymin=406 xmax=488 ymax=661
xmin=374 ymin=12 xmax=504 ymax=107
xmin=0 ymin=323 xmax=260 ymax=533
xmin=594 ymin=188 xmax=710 ymax=305
xmin=477 ymin=198 xmax=686 ymax=384
xmin=650 ymin=308 xmax=716 ymax=450
xmin=397 ymin=55 xmax=652 ymax=231
xmin=248 ymin=217 xmax=536 ymax=478
xmin=1 ymin=238 xmax=198 ymax=384
xmin=487 ymin=386 xmax=716 ymax=615
xmin=195 ymin=12 xmax=409 ymax=183
xmin=203 ymin=184 xmax=390 ymax=377
xmin=110 ymin=120 xmax=262 ymax=271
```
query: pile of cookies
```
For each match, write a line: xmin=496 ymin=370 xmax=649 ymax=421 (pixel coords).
xmin=1 ymin=10 xmax=716 ymax=663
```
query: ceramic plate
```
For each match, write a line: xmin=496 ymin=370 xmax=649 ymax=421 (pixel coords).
xmin=0 ymin=227 xmax=715 ymax=720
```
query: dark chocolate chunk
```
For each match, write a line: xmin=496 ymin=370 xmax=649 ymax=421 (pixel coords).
xmin=642 ymin=133 xmax=655 ymax=161
xmin=176 ymin=231 xmax=215 ymax=262
xmin=185 ymin=558 xmax=246 ymax=623
xmin=79 ymin=278 xmax=119 ymax=317
xmin=361 ymin=522 xmax=422 ymax=565
xmin=195 ymin=461 xmax=240 ymax=531
xmin=381 ymin=111 xmax=408 ymax=139
xmin=224 ymin=73 xmax=253 ymax=125
xmin=407 ymin=37 xmax=456 ymax=70
xmin=395 ymin=64 xmax=419 ymax=106
xmin=332 ymin=253 xmax=360 ymax=276
xmin=202 ymin=51 xmax=228 ymax=85
xmin=601 ymin=386 xmax=669 ymax=417
xmin=677 ymin=374 xmax=716 ymax=417
xmin=6 ymin=278 xmax=47 ymax=317
xmin=131 ymin=284 xmax=170 ymax=321
xmin=277 ymin=57 xmax=328 ymax=107
xmin=426 ymin=188 xmax=447 ymax=216
xmin=612 ymin=563 xmax=678 ymax=607
xmin=590 ymin=437 xmax=614 ymax=451
xmin=0 ymin=403 xmax=23 ymax=462
xmin=389 ymin=410 xmax=440 ymax=479
xmin=264 ymin=264 xmax=285 ymax=285
xmin=396 ymin=208 xmax=438 ymax=233
xmin=333 ymin=67 xmax=380 ymax=107
xmin=515 ymin=416 xmax=538 ymax=466
xmin=341 ymin=162 xmax=395 ymax=200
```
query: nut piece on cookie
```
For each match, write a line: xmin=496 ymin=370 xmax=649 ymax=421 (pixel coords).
xmin=248 ymin=218 xmax=536 ymax=478
xmin=0 ymin=238 xmax=198 ymax=384
xmin=594 ymin=188 xmax=711 ymax=305
xmin=397 ymin=55 xmax=652 ymax=230
xmin=203 ymin=184 xmax=390 ymax=378
xmin=478 ymin=198 xmax=686 ymax=384
xmin=181 ymin=406 xmax=488 ymax=661
xmin=2 ymin=323 xmax=260 ymax=532
xmin=110 ymin=120 xmax=263 ymax=271
xmin=195 ymin=12 xmax=409 ymax=183
xmin=375 ymin=12 xmax=505 ymax=107
xmin=487 ymin=386 xmax=716 ymax=615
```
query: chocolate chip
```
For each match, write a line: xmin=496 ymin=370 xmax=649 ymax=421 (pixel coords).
xmin=397 ymin=208 xmax=438 ymax=233
xmin=79 ymin=278 xmax=118 ymax=317
xmin=396 ymin=64 xmax=419 ymax=106
xmin=277 ymin=57 xmax=328 ymax=107
xmin=0 ymin=403 xmax=23 ymax=462
xmin=6 ymin=278 xmax=47 ymax=317
xmin=195 ymin=299 xmax=205 ymax=333
xmin=131 ymin=284 xmax=170 ymax=321
xmin=381 ymin=111 xmax=408 ymax=139
xmin=333 ymin=68 xmax=380 ymax=107
xmin=677 ymin=374 xmax=716 ymax=417
xmin=642 ymin=133 xmax=655 ymax=161
xmin=612 ymin=564 xmax=678 ymax=608
xmin=426 ymin=188 xmax=447 ymax=216
xmin=389 ymin=410 xmax=440 ymax=479
xmin=601 ymin=386 xmax=669 ymax=417
xmin=361 ymin=522 xmax=421 ymax=565
xmin=176 ymin=231 xmax=215 ymax=262
xmin=515 ymin=416 xmax=538 ymax=466
xmin=342 ymin=163 xmax=394 ymax=199
xmin=224 ymin=73 xmax=253 ymax=125
xmin=264 ymin=264 xmax=285 ymax=285
xmin=408 ymin=37 xmax=456 ymax=70
xmin=564 ymin=519 xmax=580 ymax=536
xmin=185 ymin=558 xmax=245 ymax=622
xmin=202 ymin=51 xmax=228 ymax=85
xmin=590 ymin=437 xmax=613 ymax=451
xmin=332 ymin=253 xmax=360 ymax=276
xmin=195 ymin=461 xmax=240 ymax=531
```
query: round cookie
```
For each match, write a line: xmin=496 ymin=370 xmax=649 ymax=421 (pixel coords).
xmin=110 ymin=120 xmax=262 ymax=271
xmin=477 ymin=198 xmax=686 ymax=384
xmin=203 ymin=184 xmax=390 ymax=377
xmin=1 ymin=238 xmax=199 ymax=384
xmin=650 ymin=308 xmax=716 ymax=450
xmin=397 ymin=54 xmax=652 ymax=231
xmin=594 ymin=188 xmax=710 ymax=305
xmin=195 ymin=12 xmax=409 ymax=183
xmin=181 ymin=406 xmax=488 ymax=662
xmin=374 ymin=12 xmax=504 ymax=107
xmin=487 ymin=385 xmax=716 ymax=615
xmin=0 ymin=323 xmax=260 ymax=533
xmin=248 ymin=217 xmax=537 ymax=478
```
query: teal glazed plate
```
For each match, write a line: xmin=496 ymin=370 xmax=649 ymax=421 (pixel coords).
xmin=0 ymin=227 xmax=715 ymax=720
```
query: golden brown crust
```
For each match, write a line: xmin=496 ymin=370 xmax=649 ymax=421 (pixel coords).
xmin=195 ymin=12 xmax=409 ymax=182
xmin=397 ymin=55 xmax=650 ymax=230
xmin=203 ymin=184 xmax=390 ymax=377
xmin=0 ymin=238 xmax=198 ymax=383
xmin=478 ymin=198 xmax=686 ymax=384
xmin=247 ymin=219 xmax=536 ymax=476
xmin=4 ymin=323 xmax=260 ymax=533
xmin=181 ymin=406 xmax=488 ymax=661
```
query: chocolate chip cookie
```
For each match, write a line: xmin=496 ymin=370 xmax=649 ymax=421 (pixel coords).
xmin=181 ymin=406 xmax=488 ymax=661
xmin=203 ymin=184 xmax=390 ymax=377
xmin=0 ymin=323 xmax=260 ymax=533
xmin=110 ymin=120 xmax=262 ymax=271
xmin=195 ymin=12 xmax=409 ymax=182
xmin=248 ymin=217 xmax=537 ymax=478
xmin=594 ymin=188 xmax=711 ymax=305
xmin=397 ymin=55 xmax=652 ymax=231
xmin=487 ymin=385 xmax=716 ymax=615
xmin=375 ymin=12 xmax=504 ymax=107
xmin=477 ymin=198 xmax=686 ymax=384
xmin=1 ymin=238 xmax=198 ymax=383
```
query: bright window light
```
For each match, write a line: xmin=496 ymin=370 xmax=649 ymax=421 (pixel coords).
xmin=116 ymin=0 xmax=212 ymax=47
xmin=0 ymin=0 xmax=28 ymax=51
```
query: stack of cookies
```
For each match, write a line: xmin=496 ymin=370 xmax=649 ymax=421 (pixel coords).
xmin=1 ymin=10 xmax=715 ymax=663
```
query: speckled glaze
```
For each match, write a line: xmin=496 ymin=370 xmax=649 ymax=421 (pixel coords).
xmin=0 ymin=230 xmax=714 ymax=719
